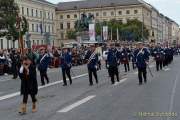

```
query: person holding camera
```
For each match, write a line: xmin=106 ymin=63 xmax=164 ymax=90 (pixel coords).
xmin=19 ymin=56 xmax=38 ymax=115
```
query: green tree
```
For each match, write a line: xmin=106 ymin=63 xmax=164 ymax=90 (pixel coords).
xmin=0 ymin=0 xmax=28 ymax=44
xmin=66 ymin=29 xmax=76 ymax=39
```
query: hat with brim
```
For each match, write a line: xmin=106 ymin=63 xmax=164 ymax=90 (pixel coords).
xmin=89 ymin=44 xmax=95 ymax=47
xmin=137 ymin=42 xmax=143 ymax=44
xmin=62 ymin=46 xmax=72 ymax=49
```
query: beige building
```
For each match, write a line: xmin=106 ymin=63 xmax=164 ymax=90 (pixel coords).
xmin=16 ymin=0 xmax=57 ymax=47
xmin=150 ymin=7 xmax=159 ymax=43
xmin=56 ymin=0 xmax=153 ymax=44
xmin=171 ymin=21 xmax=179 ymax=45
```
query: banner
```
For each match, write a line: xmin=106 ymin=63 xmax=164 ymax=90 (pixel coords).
xmin=89 ymin=24 xmax=96 ymax=42
xmin=103 ymin=26 xmax=108 ymax=41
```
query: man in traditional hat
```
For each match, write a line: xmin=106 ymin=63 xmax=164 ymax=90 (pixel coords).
xmin=85 ymin=44 xmax=99 ymax=86
xmin=60 ymin=47 xmax=72 ymax=86
xmin=107 ymin=43 xmax=120 ymax=84
xmin=153 ymin=43 xmax=165 ymax=71
xmin=37 ymin=47 xmax=51 ymax=86
xmin=134 ymin=42 xmax=150 ymax=85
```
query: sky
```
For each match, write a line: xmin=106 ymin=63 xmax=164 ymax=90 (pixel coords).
xmin=47 ymin=0 xmax=180 ymax=25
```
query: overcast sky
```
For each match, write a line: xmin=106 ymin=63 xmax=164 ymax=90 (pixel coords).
xmin=47 ymin=0 xmax=180 ymax=25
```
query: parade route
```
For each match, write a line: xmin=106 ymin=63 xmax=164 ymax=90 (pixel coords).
xmin=0 ymin=56 xmax=180 ymax=120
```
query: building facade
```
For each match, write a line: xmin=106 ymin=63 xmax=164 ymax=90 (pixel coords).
xmin=56 ymin=0 xmax=153 ymax=44
xmin=0 ymin=0 xmax=57 ymax=49
xmin=0 ymin=0 xmax=179 ymax=49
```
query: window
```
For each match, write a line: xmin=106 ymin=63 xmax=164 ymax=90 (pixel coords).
xmin=134 ymin=10 xmax=138 ymax=14
xmin=67 ymin=15 xmax=70 ymax=19
xmin=31 ymin=9 xmax=34 ymax=17
xmin=52 ymin=26 xmax=54 ymax=33
xmin=22 ymin=7 xmax=24 ymax=15
xmin=67 ymin=23 xmax=70 ymax=29
xmin=36 ymin=24 xmax=38 ymax=32
xmin=61 ymin=33 xmax=64 ymax=39
xmin=96 ymin=12 xmax=99 ymax=17
xmin=52 ymin=13 xmax=54 ymax=20
xmin=41 ymin=40 xmax=43 ymax=44
xmin=48 ymin=25 xmax=50 ymax=32
xmin=74 ymin=14 xmax=77 ymax=18
xmin=27 ymin=8 xmax=29 ymax=16
xmin=103 ymin=12 xmax=107 ymax=16
xmin=7 ymin=40 xmax=9 ymax=49
xmin=60 ymin=23 xmax=63 ymax=29
xmin=118 ymin=11 xmax=122 ymax=15
xmin=60 ymin=15 xmax=63 ymax=19
xmin=111 ymin=11 xmax=114 ymax=16
xmin=32 ymin=24 xmax=34 ymax=32
xmin=36 ymin=10 xmax=38 ymax=17
xmin=152 ymin=31 xmax=154 ymax=37
xmin=37 ymin=40 xmax=39 ymax=45
xmin=40 ymin=11 xmax=42 ymax=18
xmin=0 ymin=39 xmax=3 ymax=49
xmin=118 ymin=19 xmax=123 ymax=24
xmin=48 ymin=12 xmax=50 ymax=19
xmin=126 ymin=10 xmax=130 ymax=14
xmin=44 ymin=12 xmax=46 ymax=19
xmin=45 ymin=25 xmax=46 ymax=32
xmin=33 ymin=40 xmax=35 ymax=45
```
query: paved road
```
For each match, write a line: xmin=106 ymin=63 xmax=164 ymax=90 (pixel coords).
xmin=0 ymin=56 xmax=180 ymax=120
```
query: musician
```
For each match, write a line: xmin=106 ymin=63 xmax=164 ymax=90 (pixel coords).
xmin=134 ymin=42 xmax=150 ymax=85
xmin=19 ymin=56 xmax=38 ymax=114
xmin=153 ymin=43 xmax=165 ymax=71
xmin=60 ymin=47 xmax=72 ymax=86
xmin=85 ymin=44 xmax=99 ymax=86
xmin=107 ymin=43 xmax=120 ymax=84
xmin=120 ymin=45 xmax=130 ymax=72
xmin=37 ymin=47 xmax=51 ymax=86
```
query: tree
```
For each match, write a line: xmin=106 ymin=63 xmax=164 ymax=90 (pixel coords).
xmin=95 ymin=19 xmax=149 ymax=42
xmin=0 ymin=0 xmax=28 ymax=43
xmin=66 ymin=29 xmax=76 ymax=39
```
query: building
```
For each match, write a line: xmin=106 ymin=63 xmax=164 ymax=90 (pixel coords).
xmin=171 ymin=21 xmax=179 ymax=45
xmin=0 ymin=0 xmax=179 ymax=49
xmin=56 ymin=0 xmax=153 ymax=44
xmin=0 ymin=0 xmax=56 ymax=49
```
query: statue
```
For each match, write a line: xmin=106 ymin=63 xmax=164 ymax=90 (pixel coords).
xmin=75 ymin=13 xmax=95 ymax=32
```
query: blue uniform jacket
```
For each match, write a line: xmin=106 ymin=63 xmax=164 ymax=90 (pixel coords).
xmin=85 ymin=50 xmax=98 ymax=70
xmin=107 ymin=48 xmax=119 ymax=67
xmin=60 ymin=52 xmax=72 ymax=69
xmin=134 ymin=48 xmax=150 ymax=69
xmin=37 ymin=53 xmax=51 ymax=71
xmin=153 ymin=47 xmax=165 ymax=61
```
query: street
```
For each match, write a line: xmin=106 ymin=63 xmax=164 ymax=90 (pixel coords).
xmin=0 ymin=56 xmax=180 ymax=120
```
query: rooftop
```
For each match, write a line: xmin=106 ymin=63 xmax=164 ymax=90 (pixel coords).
xmin=56 ymin=0 xmax=144 ymax=11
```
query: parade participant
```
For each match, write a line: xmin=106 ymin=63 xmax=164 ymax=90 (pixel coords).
xmin=120 ymin=45 xmax=130 ymax=72
xmin=0 ymin=50 xmax=6 ymax=75
xmin=134 ymin=42 xmax=150 ymax=85
xmin=60 ymin=47 xmax=72 ymax=86
xmin=19 ymin=56 xmax=38 ymax=115
xmin=153 ymin=43 xmax=165 ymax=71
xmin=85 ymin=44 xmax=99 ymax=86
xmin=107 ymin=43 xmax=120 ymax=84
xmin=131 ymin=48 xmax=137 ymax=70
xmin=10 ymin=49 xmax=21 ymax=79
xmin=37 ymin=47 xmax=51 ymax=86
